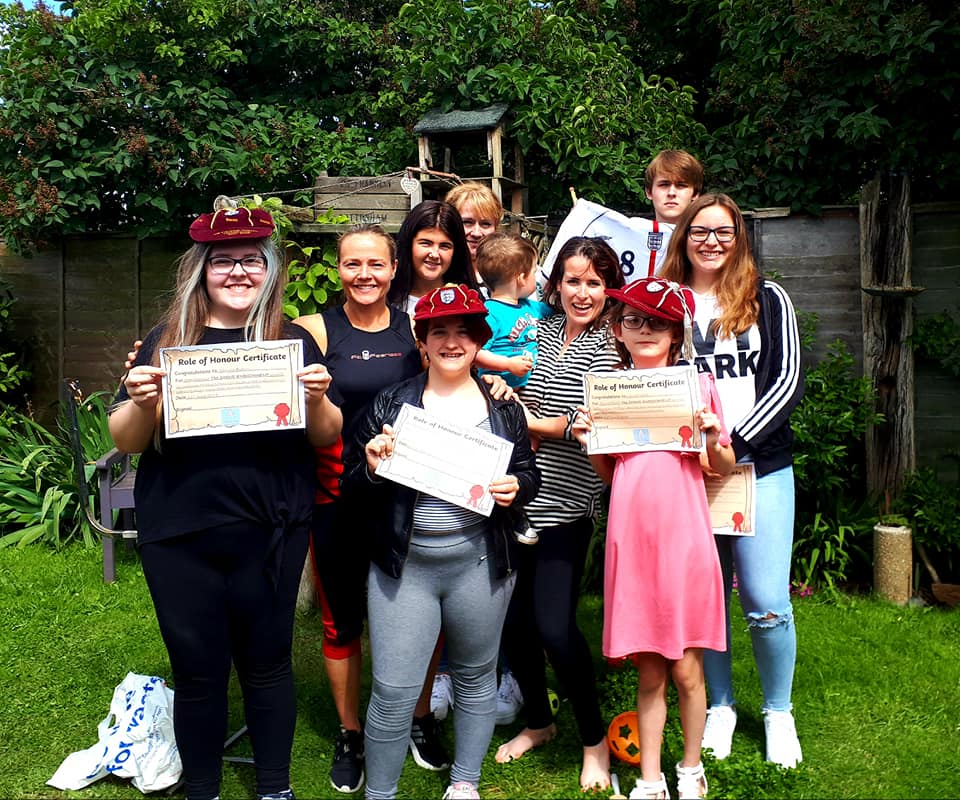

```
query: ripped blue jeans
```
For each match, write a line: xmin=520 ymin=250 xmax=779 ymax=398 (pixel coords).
xmin=703 ymin=465 xmax=796 ymax=712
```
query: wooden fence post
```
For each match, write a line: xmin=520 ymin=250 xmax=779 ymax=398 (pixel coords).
xmin=859 ymin=173 xmax=920 ymax=500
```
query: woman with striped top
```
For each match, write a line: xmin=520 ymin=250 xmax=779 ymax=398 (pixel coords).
xmin=495 ymin=237 xmax=624 ymax=791
xmin=659 ymin=193 xmax=805 ymax=770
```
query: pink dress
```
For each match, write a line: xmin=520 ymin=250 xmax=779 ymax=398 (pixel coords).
xmin=602 ymin=373 xmax=727 ymax=661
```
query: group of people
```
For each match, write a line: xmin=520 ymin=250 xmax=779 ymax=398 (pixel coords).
xmin=108 ymin=150 xmax=804 ymax=800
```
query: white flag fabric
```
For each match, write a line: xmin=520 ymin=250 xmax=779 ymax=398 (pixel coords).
xmin=539 ymin=199 xmax=676 ymax=285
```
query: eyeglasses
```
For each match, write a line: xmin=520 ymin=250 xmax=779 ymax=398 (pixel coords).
xmin=688 ymin=225 xmax=737 ymax=243
xmin=206 ymin=256 xmax=267 ymax=274
xmin=619 ymin=314 xmax=674 ymax=332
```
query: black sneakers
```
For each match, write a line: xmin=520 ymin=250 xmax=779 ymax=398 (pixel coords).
xmin=330 ymin=726 xmax=365 ymax=794
xmin=409 ymin=712 xmax=451 ymax=771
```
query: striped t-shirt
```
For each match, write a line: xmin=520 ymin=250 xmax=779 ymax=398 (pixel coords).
xmin=413 ymin=417 xmax=492 ymax=532
xmin=519 ymin=314 xmax=619 ymax=530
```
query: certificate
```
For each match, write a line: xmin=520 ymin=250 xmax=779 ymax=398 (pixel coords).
xmin=582 ymin=365 xmax=702 ymax=455
xmin=705 ymin=463 xmax=757 ymax=536
xmin=374 ymin=403 xmax=514 ymax=517
xmin=159 ymin=339 xmax=305 ymax=439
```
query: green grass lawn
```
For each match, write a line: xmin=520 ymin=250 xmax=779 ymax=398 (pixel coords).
xmin=2 ymin=544 xmax=958 ymax=799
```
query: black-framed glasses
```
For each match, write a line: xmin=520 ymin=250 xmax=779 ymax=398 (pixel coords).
xmin=688 ymin=225 xmax=737 ymax=243
xmin=206 ymin=256 xmax=267 ymax=274
xmin=619 ymin=314 xmax=674 ymax=332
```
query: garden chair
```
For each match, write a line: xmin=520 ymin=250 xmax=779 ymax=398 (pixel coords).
xmin=61 ymin=379 xmax=137 ymax=583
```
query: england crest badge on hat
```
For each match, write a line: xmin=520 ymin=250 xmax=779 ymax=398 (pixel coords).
xmin=439 ymin=287 xmax=457 ymax=305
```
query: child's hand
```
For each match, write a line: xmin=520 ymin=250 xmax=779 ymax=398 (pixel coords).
xmin=695 ymin=406 xmax=721 ymax=447
xmin=571 ymin=405 xmax=593 ymax=449
xmin=507 ymin=353 xmax=534 ymax=378
xmin=481 ymin=372 xmax=515 ymax=401
xmin=696 ymin=406 xmax=731 ymax=478
xmin=364 ymin=423 xmax=396 ymax=473
xmin=699 ymin=452 xmax=724 ymax=478
xmin=488 ymin=474 xmax=520 ymax=507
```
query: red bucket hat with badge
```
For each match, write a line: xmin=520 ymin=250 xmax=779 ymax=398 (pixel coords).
xmin=605 ymin=277 xmax=696 ymax=322
xmin=605 ymin=277 xmax=696 ymax=360
xmin=413 ymin=283 xmax=493 ymax=346
xmin=189 ymin=206 xmax=275 ymax=242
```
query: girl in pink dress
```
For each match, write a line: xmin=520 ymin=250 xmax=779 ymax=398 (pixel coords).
xmin=573 ymin=277 xmax=735 ymax=800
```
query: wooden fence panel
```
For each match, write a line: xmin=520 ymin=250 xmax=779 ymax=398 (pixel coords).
xmin=913 ymin=206 xmax=960 ymax=479
xmin=0 ymin=242 xmax=61 ymax=417
xmin=63 ymin=237 xmax=139 ymax=400
xmin=1 ymin=205 xmax=958 ymax=476
xmin=139 ymin=238 xmax=184 ymax=335
xmin=754 ymin=210 xmax=862 ymax=368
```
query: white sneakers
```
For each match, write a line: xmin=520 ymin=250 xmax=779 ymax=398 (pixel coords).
xmin=701 ymin=704 xmax=802 ymax=769
xmin=494 ymin=670 xmax=524 ymax=725
xmin=763 ymin=709 xmax=803 ymax=769
xmin=432 ymin=670 xmax=528 ymax=728
xmin=430 ymin=673 xmax=454 ymax=721
xmin=701 ymin=705 xmax=737 ymax=760
xmin=441 ymin=781 xmax=479 ymax=799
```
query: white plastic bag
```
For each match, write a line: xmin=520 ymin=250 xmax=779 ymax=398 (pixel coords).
xmin=48 ymin=672 xmax=182 ymax=793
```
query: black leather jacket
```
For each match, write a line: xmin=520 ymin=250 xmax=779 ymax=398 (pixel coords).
xmin=343 ymin=371 xmax=541 ymax=579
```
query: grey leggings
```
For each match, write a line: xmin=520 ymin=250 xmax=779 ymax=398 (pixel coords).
xmin=364 ymin=525 xmax=515 ymax=799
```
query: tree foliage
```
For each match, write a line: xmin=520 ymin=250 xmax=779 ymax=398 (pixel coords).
xmin=383 ymin=0 xmax=705 ymax=213
xmin=0 ymin=0 xmax=958 ymax=252
xmin=0 ymin=0 xmax=704 ymax=251
xmin=0 ymin=0 xmax=414 ymax=251
xmin=700 ymin=0 xmax=960 ymax=209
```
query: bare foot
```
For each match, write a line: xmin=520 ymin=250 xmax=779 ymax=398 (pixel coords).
xmin=580 ymin=740 xmax=611 ymax=791
xmin=495 ymin=724 xmax=558 ymax=763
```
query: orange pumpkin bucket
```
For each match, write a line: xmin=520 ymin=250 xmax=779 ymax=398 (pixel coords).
xmin=607 ymin=710 xmax=642 ymax=766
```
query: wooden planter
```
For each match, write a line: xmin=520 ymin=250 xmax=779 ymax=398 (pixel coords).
xmin=873 ymin=523 xmax=912 ymax=605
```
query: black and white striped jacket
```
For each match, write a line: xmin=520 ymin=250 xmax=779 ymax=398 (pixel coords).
xmin=519 ymin=314 xmax=619 ymax=530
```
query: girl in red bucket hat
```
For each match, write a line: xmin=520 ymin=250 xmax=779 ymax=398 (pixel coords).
xmin=342 ymin=283 xmax=540 ymax=800
xmin=109 ymin=202 xmax=342 ymax=800
xmin=573 ymin=276 xmax=735 ymax=800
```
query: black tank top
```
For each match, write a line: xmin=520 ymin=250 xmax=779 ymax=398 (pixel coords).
xmin=321 ymin=304 xmax=422 ymax=433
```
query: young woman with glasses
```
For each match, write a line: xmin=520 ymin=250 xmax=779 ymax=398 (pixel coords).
xmin=109 ymin=206 xmax=342 ymax=800
xmin=659 ymin=193 xmax=805 ymax=770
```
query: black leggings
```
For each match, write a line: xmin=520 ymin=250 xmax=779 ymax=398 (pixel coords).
xmin=140 ymin=521 xmax=309 ymax=800
xmin=500 ymin=516 xmax=605 ymax=746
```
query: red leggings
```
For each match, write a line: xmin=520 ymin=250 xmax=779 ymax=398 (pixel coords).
xmin=309 ymin=532 xmax=363 ymax=659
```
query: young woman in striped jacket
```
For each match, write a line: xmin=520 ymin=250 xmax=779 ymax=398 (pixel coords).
xmin=495 ymin=237 xmax=624 ymax=791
